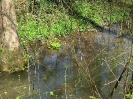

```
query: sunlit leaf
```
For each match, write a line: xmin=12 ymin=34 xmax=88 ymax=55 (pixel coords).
xmin=50 ymin=91 xmax=54 ymax=96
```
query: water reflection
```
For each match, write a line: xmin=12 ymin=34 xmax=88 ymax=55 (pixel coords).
xmin=0 ymin=26 xmax=133 ymax=99
xmin=0 ymin=71 xmax=28 ymax=99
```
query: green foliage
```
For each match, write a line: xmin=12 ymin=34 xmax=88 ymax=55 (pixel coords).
xmin=74 ymin=0 xmax=130 ymax=25
xmin=0 ymin=48 xmax=3 ymax=52
xmin=17 ymin=0 xmax=91 ymax=43
xmin=74 ymin=1 xmax=105 ymax=25
xmin=16 ymin=96 xmax=21 ymax=99
xmin=126 ymin=93 xmax=133 ymax=98
xmin=50 ymin=91 xmax=54 ymax=96
xmin=0 ymin=72 xmax=2 ymax=76
xmin=17 ymin=0 xmax=131 ymax=53
xmin=46 ymin=38 xmax=62 ymax=50
xmin=18 ymin=19 xmax=37 ymax=41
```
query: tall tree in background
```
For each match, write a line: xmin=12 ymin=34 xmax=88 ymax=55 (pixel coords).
xmin=0 ymin=0 xmax=25 ymax=73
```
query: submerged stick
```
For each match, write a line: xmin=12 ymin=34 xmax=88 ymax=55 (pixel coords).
xmin=108 ymin=56 xmax=132 ymax=99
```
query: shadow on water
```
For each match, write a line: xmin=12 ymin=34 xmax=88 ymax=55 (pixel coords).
xmin=0 ymin=25 xmax=133 ymax=99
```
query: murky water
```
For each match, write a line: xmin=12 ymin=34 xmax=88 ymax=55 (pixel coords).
xmin=0 ymin=25 xmax=133 ymax=99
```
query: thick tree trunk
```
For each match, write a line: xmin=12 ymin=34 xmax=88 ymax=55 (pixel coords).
xmin=0 ymin=0 xmax=26 ymax=73
xmin=0 ymin=1 xmax=3 ymax=34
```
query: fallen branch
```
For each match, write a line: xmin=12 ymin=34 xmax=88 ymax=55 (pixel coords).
xmin=108 ymin=56 xmax=133 ymax=98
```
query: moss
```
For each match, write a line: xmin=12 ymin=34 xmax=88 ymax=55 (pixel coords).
xmin=0 ymin=48 xmax=28 ymax=73
xmin=0 ymin=58 xmax=28 ymax=73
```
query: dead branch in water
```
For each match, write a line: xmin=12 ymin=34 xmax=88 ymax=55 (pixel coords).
xmin=108 ymin=56 xmax=133 ymax=99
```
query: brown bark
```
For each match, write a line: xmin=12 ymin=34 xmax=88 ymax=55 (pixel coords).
xmin=0 ymin=1 xmax=3 ymax=34
xmin=0 ymin=0 xmax=26 ymax=73
xmin=131 ymin=5 xmax=133 ymax=36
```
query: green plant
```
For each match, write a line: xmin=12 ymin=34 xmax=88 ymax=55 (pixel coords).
xmin=126 ymin=93 xmax=133 ymax=99
xmin=16 ymin=96 xmax=21 ymax=99
xmin=47 ymin=38 xmax=62 ymax=50
xmin=4 ymin=91 xmax=7 ymax=95
xmin=50 ymin=91 xmax=54 ymax=96
xmin=18 ymin=18 xmax=37 ymax=41
xmin=18 ymin=75 xmax=20 ymax=81
xmin=0 ymin=72 xmax=2 ymax=77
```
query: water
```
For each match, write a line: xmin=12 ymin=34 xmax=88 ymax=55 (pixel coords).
xmin=0 ymin=26 xmax=133 ymax=99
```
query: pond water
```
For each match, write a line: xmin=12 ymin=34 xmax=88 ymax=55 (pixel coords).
xmin=0 ymin=25 xmax=133 ymax=99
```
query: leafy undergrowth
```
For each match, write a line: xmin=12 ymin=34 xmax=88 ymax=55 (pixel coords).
xmin=17 ymin=0 xmax=130 ymax=44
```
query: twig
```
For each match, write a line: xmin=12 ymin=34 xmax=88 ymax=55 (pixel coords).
xmin=0 ymin=11 xmax=17 ymax=27
xmin=103 ymin=58 xmax=123 ymax=91
xmin=103 ymin=79 xmax=117 ymax=85
xmin=108 ymin=56 xmax=132 ymax=99
xmin=88 ymin=46 xmax=106 ymax=66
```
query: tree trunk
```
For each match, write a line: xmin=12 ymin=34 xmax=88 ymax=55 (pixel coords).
xmin=0 ymin=0 xmax=26 ymax=73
